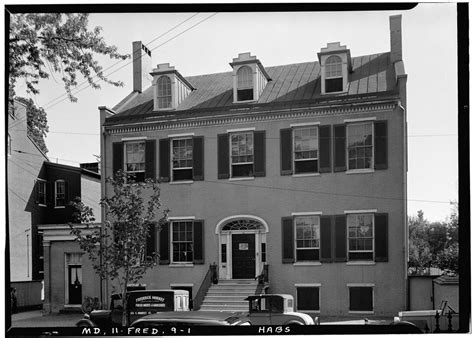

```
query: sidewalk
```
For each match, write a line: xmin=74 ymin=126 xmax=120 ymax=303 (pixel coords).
xmin=10 ymin=310 xmax=84 ymax=327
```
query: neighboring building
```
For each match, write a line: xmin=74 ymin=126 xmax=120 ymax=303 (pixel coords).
xmin=99 ymin=15 xmax=408 ymax=317
xmin=7 ymin=99 xmax=102 ymax=312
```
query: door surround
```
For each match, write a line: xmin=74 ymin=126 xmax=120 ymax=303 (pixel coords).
xmin=215 ymin=215 xmax=268 ymax=280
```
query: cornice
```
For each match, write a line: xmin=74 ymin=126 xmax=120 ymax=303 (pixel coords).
xmin=105 ymin=101 xmax=398 ymax=135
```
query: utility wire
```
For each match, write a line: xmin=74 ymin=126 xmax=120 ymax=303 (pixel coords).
xmin=43 ymin=13 xmax=218 ymax=111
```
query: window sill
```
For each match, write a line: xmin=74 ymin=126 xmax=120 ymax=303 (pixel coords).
xmin=169 ymin=263 xmax=194 ymax=268
xmin=169 ymin=180 xmax=194 ymax=185
xmin=292 ymin=173 xmax=320 ymax=178
xmin=229 ymin=177 xmax=255 ymax=181
xmin=348 ymin=311 xmax=374 ymax=314
xmin=64 ymin=304 xmax=82 ymax=308
xmin=233 ymin=99 xmax=257 ymax=104
xmin=293 ymin=262 xmax=322 ymax=266
xmin=345 ymin=169 xmax=375 ymax=175
xmin=346 ymin=261 xmax=375 ymax=266
xmin=54 ymin=206 xmax=66 ymax=209
xmin=297 ymin=310 xmax=320 ymax=313
xmin=38 ymin=204 xmax=47 ymax=208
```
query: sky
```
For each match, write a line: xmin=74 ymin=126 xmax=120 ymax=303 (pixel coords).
xmin=10 ymin=3 xmax=459 ymax=222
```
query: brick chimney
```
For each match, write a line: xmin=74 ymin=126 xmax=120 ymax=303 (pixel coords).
xmin=390 ymin=15 xmax=403 ymax=63
xmin=132 ymin=41 xmax=152 ymax=93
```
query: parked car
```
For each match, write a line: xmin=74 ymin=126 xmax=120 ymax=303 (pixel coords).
xmin=131 ymin=311 xmax=250 ymax=327
xmin=242 ymin=294 xmax=315 ymax=325
xmin=76 ymin=289 xmax=190 ymax=327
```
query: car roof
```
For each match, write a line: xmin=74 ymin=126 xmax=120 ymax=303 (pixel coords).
xmin=134 ymin=311 xmax=242 ymax=321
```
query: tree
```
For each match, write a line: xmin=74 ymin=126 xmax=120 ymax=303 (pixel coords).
xmin=15 ymin=96 xmax=49 ymax=153
xmin=70 ymin=171 xmax=169 ymax=326
xmin=9 ymin=13 xmax=129 ymax=112
xmin=408 ymin=210 xmax=433 ymax=274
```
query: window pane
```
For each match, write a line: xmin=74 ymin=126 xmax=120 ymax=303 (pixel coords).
xmin=297 ymin=287 xmax=319 ymax=311
xmin=349 ymin=287 xmax=373 ymax=311
xmin=347 ymin=123 xmax=373 ymax=170
xmin=237 ymin=66 xmax=253 ymax=89
xmin=347 ymin=214 xmax=374 ymax=260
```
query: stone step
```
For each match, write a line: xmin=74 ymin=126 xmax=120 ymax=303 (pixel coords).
xmin=218 ymin=279 xmax=257 ymax=283
xmin=202 ymin=299 xmax=248 ymax=304
xmin=209 ymin=284 xmax=257 ymax=289
xmin=203 ymin=296 xmax=249 ymax=302
xmin=199 ymin=304 xmax=248 ymax=312
xmin=207 ymin=291 xmax=255 ymax=296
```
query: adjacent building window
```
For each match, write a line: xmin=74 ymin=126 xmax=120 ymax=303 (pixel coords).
xmin=172 ymin=221 xmax=194 ymax=263
xmin=347 ymin=214 xmax=374 ymax=261
xmin=294 ymin=127 xmax=318 ymax=174
xmin=237 ymin=66 xmax=254 ymax=101
xmin=325 ymin=55 xmax=343 ymax=93
xmin=55 ymin=180 xmax=66 ymax=207
xmin=36 ymin=180 xmax=47 ymax=206
xmin=295 ymin=216 xmax=320 ymax=261
xmin=231 ymin=132 xmax=254 ymax=178
xmin=125 ymin=141 xmax=146 ymax=182
xmin=296 ymin=286 xmax=320 ymax=311
xmin=172 ymin=138 xmax=193 ymax=181
xmin=157 ymin=76 xmax=172 ymax=109
xmin=347 ymin=122 xmax=373 ymax=170
xmin=349 ymin=286 xmax=374 ymax=312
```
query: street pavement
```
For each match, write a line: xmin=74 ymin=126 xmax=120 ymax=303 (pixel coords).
xmin=10 ymin=309 xmax=84 ymax=327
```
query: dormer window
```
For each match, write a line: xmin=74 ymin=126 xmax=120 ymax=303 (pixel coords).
xmin=237 ymin=66 xmax=254 ymax=101
xmin=157 ymin=76 xmax=172 ymax=109
xmin=325 ymin=56 xmax=343 ymax=93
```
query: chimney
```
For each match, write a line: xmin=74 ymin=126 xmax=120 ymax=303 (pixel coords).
xmin=132 ymin=41 xmax=152 ymax=93
xmin=390 ymin=15 xmax=403 ymax=63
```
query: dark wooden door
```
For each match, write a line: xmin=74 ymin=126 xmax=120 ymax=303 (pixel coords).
xmin=232 ymin=234 xmax=256 ymax=279
xmin=68 ymin=265 xmax=82 ymax=304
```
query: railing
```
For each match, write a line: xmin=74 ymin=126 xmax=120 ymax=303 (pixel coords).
xmin=193 ymin=263 xmax=218 ymax=310
xmin=255 ymin=264 xmax=269 ymax=295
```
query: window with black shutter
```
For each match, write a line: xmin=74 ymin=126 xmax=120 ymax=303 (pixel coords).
xmin=145 ymin=223 xmax=157 ymax=260
xmin=192 ymin=136 xmax=204 ymax=181
xmin=193 ymin=220 xmax=204 ymax=264
xmin=112 ymin=142 xmax=124 ymax=176
xmin=297 ymin=287 xmax=320 ymax=311
xmin=282 ymin=217 xmax=294 ymax=263
xmin=217 ymin=134 xmax=230 ymax=179
xmin=293 ymin=126 xmax=318 ymax=175
xmin=374 ymin=213 xmax=389 ymax=262
xmin=334 ymin=215 xmax=347 ymax=262
xmin=333 ymin=125 xmax=346 ymax=172
xmin=319 ymin=125 xmax=332 ymax=172
xmin=320 ymin=216 xmax=332 ymax=262
xmin=171 ymin=138 xmax=193 ymax=181
xmin=374 ymin=121 xmax=388 ymax=170
xmin=145 ymin=140 xmax=156 ymax=180
xmin=253 ymin=131 xmax=266 ymax=177
xmin=349 ymin=286 xmax=373 ymax=312
xmin=159 ymin=138 xmax=170 ymax=182
xmin=36 ymin=179 xmax=47 ymax=206
xmin=280 ymin=128 xmax=293 ymax=175
xmin=159 ymin=222 xmax=170 ymax=265
xmin=347 ymin=213 xmax=374 ymax=261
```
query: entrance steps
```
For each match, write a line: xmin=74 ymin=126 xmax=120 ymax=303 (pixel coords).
xmin=199 ymin=279 xmax=258 ymax=312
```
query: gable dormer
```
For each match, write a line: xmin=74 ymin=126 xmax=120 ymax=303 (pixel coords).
xmin=151 ymin=63 xmax=194 ymax=111
xmin=318 ymin=42 xmax=352 ymax=94
xmin=230 ymin=52 xmax=271 ymax=103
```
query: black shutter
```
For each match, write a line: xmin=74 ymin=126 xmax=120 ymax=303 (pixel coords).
xmin=146 ymin=223 xmax=156 ymax=258
xmin=159 ymin=138 xmax=170 ymax=182
xmin=254 ymin=131 xmax=266 ymax=177
xmin=47 ymin=182 xmax=53 ymax=206
xmin=112 ymin=142 xmax=124 ymax=176
xmin=192 ymin=137 xmax=204 ymax=181
xmin=159 ymin=222 xmax=170 ymax=265
xmin=333 ymin=125 xmax=346 ymax=172
xmin=280 ymin=128 xmax=293 ymax=175
xmin=282 ymin=217 xmax=294 ymax=263
xmin=319 ymin=126 xmax=332 ymax=173
xmin=193 ymin=220 xmax=204 ymax=264
xmin=374 ymin=213 xmax=389 ymax=262
xmin=145 ymin=140 xmax=156 ymax=180
xmin=217 ymin=134 xmax=229 ymax=179
xmin=320 ymin=216 xmax=332 ymax=262
xmin=374 ymin=121 xmax=388 ymax=170
xmin=35 ymin=180 xmax=39 ymax=204
xmin=334 ymin=215 xmax=347 ymax=262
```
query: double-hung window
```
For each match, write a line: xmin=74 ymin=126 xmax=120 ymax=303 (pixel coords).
xmin=295 ymin=216 xmax=320 ymax=261
xmin=294 ymin=127 xmax=318 ymax=174
xmin=171 ymin=221 xmax=194 ymax=263
xmin=347 ymin=122 xmax=374 ymax=170
xmin=325 ymin=55 xmax=343 ymax=93
xmin=55 ymin=180 xmax=66 ymax=208
xmin=125 ymin=141 xmax=146 ymax=182
xmin=231 ymin=132 xmax=254 ymax=178
xmin=172 ymin=138 xmax=193 ymax=181
xmin=347 ymin=214 xmax=374 ymax=261
xmin=237 ymin=66 xmax=254 ymax=101
xmin=36 ymin=179 xmax=47 ymax=206
xmin=157 ymin=76 xmax=172 ymax=109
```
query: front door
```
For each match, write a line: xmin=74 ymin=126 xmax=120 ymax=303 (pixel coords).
xmin=232 ymin=234 xmax=256 ymax=279
xmin=68 ymin=265 xmax=82 ymax=304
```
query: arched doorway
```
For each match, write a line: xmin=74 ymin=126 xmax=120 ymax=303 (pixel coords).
xmin=215 ymin=216 xmax=268 ymax=280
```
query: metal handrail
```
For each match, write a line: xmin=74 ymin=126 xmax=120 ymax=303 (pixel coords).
xmin=255 ymin=264 xmax=269 ymax=294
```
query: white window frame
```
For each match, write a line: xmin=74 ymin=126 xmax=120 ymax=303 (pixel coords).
xmin=347 ymin=284 xmax=375 ymax=314
xmin=295 ymin=283 xmax=321 ymax=312
xmin=346 ymin=122 xmax=375 ymax=172
xmin=124 ymin=140 xmax=146 ymax=178
xmin=346 ymin=213 xmax=375 ymax=262
xmin=157 ymin=75 xmax=172 ymax=109
xmin=54 ymin=179 xmax=66 ymax=208
xmin=294 ymin=215 xmax=321 ymax=262
xmin=325 ymin=55 xmax=343 ymax=93
xmin=170 ymin=220 xmax=194 ymax=264
xmin=37 ymin=179 xmax=47 ymax=207
xmin=229 ymin=131 xmax=254 ymax=178
xmin=236 ymin=65 xmax=254 ymax=102
xmin=292 ymin=126 xmax=319 ymax=175
xmin=170 ymin=137 xmax=193 ymax=182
